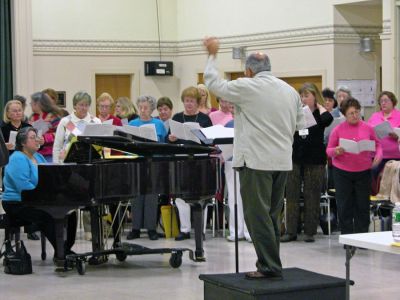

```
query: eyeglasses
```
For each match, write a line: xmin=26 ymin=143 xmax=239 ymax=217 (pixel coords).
xmin=346 ymin=110 xmax=360 ymax=117
xmin=98 ymin=105 xmax=111 ymax=109
xmin=27 ymin=135 xmax=39 ymax=141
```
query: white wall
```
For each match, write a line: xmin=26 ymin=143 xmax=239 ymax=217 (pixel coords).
xmin=176 ymin=0 xmax=335 ymax=40
xmin=32 ymin=0 xmax=177 ymax=41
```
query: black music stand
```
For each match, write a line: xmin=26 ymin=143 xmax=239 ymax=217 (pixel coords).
xmin=191 ymin=129 xmax=240 ymax=273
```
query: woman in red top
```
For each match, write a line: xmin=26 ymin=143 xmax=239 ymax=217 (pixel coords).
xmin=96 ymin=92 xmax=123 ymax=126
xmin=29 ymin=92 xmax=63 ymax=162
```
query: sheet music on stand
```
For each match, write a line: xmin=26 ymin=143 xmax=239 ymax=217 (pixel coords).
xmin=82 ymin=123 xmax=117 ymax=136
xmin=191 ymin=125 xmax=234 ymax=160
xmin=169 ymin=119 xmax=201 ymax=144
xmin=119 ymin=124 xmax=158 ymax=142
xmin=191 ymin=125 xmax=234 ymax=146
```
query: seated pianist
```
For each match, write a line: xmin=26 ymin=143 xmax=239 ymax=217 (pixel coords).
xmin=2 ymin=127 xmax=77 ymax=259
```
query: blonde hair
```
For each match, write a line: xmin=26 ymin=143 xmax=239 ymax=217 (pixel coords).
xmin=298 ymin=83 xmax=325 ymax=106
xmin=115 ymin=97 xmax=137 ymax=118
xmin=3 ymin=100 xmax=23 ymax=123
xmin=96 ymin=92 xmax=115 ymax=107
xmin=197 ymin=84 xmax=211 ymax=109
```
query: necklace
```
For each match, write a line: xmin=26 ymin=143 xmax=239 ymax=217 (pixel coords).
xmin=183 ymin=113 xmax=199 ymax=123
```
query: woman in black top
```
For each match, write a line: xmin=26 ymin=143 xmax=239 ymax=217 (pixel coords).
xmin=169 ymin=86 xmax=212 ymax=144
xmin=281 ymin=83 xmax=333 ymax=243
xmin=1 ymin=100 xmax=32 ymax=156
xmin=1 ymin=100 xmax=38 ymax=240
xmin=168 ymin=86 xmax=212 ymax=241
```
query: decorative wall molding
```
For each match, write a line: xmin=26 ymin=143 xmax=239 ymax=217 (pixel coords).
xmin=33 ymin=24 xmax=383 ymax=56
xmin=380 ymin=19 xmax=392 ymax=40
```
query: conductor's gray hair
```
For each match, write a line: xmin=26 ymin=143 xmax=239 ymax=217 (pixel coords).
xmin=137 ymin=95 xmax=157 ymax=112
xmin=245 ymin=53 xmax=271 ymax=74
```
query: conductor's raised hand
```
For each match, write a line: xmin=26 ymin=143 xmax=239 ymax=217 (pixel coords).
xmin=203 ymin=37 xmax=220 ymax=56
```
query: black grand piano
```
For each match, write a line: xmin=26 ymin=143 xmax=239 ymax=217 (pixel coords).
xmin=21 ymin=131 xmax=220 ymax=273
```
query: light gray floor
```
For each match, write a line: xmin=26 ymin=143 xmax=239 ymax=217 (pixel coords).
xmin=0 ymin=230 xmax=399 ymax=300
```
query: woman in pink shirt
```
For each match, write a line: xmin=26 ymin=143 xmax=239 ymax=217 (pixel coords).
xmin=327 ymin=98 xmax=382 ymax=234
xmin=209 ymin=97 xmax=234 ymax=126
xmin=367 ymin=91 xmax=400 ymax=183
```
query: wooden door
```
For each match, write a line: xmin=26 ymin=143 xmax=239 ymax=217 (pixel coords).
xmin=278 ymin=76 xmax=322 ymax=93
xmin=95 ymin=74 xmax=132 ymax=116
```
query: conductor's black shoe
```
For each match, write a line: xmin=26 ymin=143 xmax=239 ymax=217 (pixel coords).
xmin=175 ymin=232 xmax=190 ymax=241
xmin=245 ymin=271 xmax=283 ymax=280
xmin=127 ymin=230 xmax=140 ymax=240
xmin=280 ymin=234 xmax=297 ymax=243
xmin=27 ymin=232 xmax=40 ymax=240
xmin=304 ymin=235 xmax=315 ymax=243
xmin=148 ymin=230 xmax=159 ymax=240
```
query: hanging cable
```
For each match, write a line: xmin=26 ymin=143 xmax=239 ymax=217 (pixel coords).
xmin=156 ymin=0 xmax=162 ymax=61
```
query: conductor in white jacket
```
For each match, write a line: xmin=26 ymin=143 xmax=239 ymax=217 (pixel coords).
xmin=203 ymin=37 xmax=305 ymax=280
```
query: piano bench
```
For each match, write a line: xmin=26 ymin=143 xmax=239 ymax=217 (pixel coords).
xmin=0 ymin=214 xmax=47 ymax=261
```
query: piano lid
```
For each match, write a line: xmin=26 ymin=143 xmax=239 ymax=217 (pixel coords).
xmin=77 ymin=134 xmax=216 ymax=156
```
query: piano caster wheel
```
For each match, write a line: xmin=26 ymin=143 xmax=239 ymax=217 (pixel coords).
xmin=169 ymin=252 xmax=182 ymax=268
xmin=76 ymin=260 xmax=86 ymax=275
xmin=116 ymin=252 xmax=127 ymax=262
xmin=41 ymin=252 xmax=46 ymax=261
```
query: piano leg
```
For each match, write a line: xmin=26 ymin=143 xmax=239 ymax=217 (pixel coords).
xmin=191 ymin=201 xmax=206 ymax=261
xmin=108 ymin=203 xmax=121 ymax=247
xmin=88 ymin=206 xmax=108 ymax=265
xmin=54 ymin=218 xmax=66 ymax=267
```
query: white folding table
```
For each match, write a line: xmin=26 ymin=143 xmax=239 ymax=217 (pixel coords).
xmin=339 ymin=231 xmax=400 ymax=300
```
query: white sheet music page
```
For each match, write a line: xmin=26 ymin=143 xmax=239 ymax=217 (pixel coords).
xmin=139 ymin=124 xmax=158 ymax=141
xmin=339 ymin=138 xmax=375 ymax=154
xmin=200 ymin=125 xmax=234 ymax=139
xmin=121 ymin=118 xmax=129 ymax=125
xmin=32 ymin=119 xmax=50 ymax=135
xmin=374 ymin=121 xmax=393 ymax=139
xmin=102 ymin=119 xmax=113 ymax=125
xmin=339 ymin=138 xmax=359 ymax=154
xmin=302 ymin=106 xmax=317 ymax=129
xmin=358 ymin=140 xmax=376 ymax=152
xmin=183 ymin=122 xmax=201 ymax=143
xmin=121 ymin=125 xmax=141 ymax=137
xmin=169 ymin=119 xmax=186 ymax=140
xmin=8 ymin=131 xmax=17 ymax=149
xmin=82 ymin=123 xmax=116 ymax=136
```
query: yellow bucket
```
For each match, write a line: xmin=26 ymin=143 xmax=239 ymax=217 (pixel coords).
xmin=161 ymin=205 xmax=179 ymax=238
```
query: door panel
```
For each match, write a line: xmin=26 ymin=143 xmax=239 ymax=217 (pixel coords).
xmin=95 ymin=74 xmax=132 ymax=116
xmin=279 ymin=76 xmax=322 ymax=93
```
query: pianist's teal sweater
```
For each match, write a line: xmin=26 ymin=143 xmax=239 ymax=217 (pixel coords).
xmin=3 ymin=151 xmax=46 ymax=202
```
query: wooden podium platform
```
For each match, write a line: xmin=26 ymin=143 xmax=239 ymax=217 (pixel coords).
xmin=199 ymin=268 xmax=346 ymax=300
